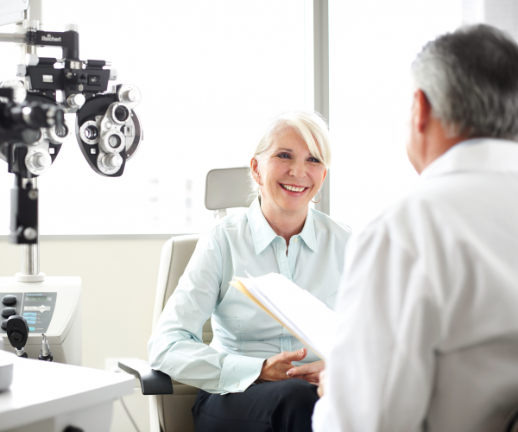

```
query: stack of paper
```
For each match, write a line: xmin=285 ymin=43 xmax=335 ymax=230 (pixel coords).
xmin=231 ymin=273 xmax=339 ymax=360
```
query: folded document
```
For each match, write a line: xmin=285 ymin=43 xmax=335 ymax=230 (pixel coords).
xmin=230 ymin=273 xmax=339 ymax=360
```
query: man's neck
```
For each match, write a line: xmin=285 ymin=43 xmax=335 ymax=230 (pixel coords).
xmin=419 ymin=118 xmax=470 ymax=173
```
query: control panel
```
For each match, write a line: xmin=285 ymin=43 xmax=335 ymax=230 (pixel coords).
xmin=1 ymin=292 xmax=57 ymax=334
xmin=0 ymin=277 xmax=81 ymax=365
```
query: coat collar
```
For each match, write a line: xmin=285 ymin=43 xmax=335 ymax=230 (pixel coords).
xmin=420 ymin=138 xmax=518 ymax=181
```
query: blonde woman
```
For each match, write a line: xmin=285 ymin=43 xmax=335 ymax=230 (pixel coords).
xmin=148 ymin=110 xmax=351 ymax=432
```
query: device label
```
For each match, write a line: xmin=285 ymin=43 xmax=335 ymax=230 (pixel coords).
xmin=41 ymin=34 xmax=62 ymax=42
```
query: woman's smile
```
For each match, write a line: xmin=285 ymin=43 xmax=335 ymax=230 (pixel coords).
xmin=279 ymin=183 xmax=309 ymax=195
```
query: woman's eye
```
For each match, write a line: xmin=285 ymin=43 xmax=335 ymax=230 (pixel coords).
xmin=277 ymin=153 xmax=291 ymax=159
xmin=308 ymin=157 xmax=321 ymax=163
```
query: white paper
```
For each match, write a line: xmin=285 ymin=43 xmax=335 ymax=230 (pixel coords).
xmin=236 ymin=273 xmax=338 ymax=359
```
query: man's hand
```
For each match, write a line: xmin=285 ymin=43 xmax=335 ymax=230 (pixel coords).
xmin=317 ymin=369 xmax=326 ymax=398
xmin=256 ymin=348 xmax=307 ymax=382
xmin=286 ymin=360 xmax=325 ymax=384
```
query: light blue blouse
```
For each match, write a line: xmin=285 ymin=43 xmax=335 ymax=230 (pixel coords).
xmin=148 ymin=198 xmax=351 ymax=394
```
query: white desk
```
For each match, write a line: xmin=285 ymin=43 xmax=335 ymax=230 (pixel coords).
xmin=0 ymin=355 xmax=133 ymax=432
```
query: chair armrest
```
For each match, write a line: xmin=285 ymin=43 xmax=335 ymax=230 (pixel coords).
xmin=118 ymin=358 xmax=173 ymax=395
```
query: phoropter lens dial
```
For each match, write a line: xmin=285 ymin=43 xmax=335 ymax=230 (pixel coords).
xmin=79 ymin=120 xmax=101 ymax=145
xmin=85 ymin=125 xmax=98 ymax=140
xmin=108 ymin=134 xmax=121 ymax=148
xmin=25 ymin=149 xmax=52 ymax=175
xmin=48 ymin=118 xmax=71 ymax=145
xmin=97 ymin=152 xmax=123 ymax=175
xmin=109 ymin=103 xmax=130 ymax=125
xmin=99 ymin=130 xmax=125 ymax=154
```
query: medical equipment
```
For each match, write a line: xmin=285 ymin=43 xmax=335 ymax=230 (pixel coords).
xmin=39 ymin=333 xmax=52 ymax=361
xmin=5 ymin=314 xmax=29 ymax=358
xmin=0 ymin=5 xmax=143 ymax=246
xmin=0 ymin=276 xmax=81 ymax=364
xmin=0 ymin=0 xmax=143 ymax=366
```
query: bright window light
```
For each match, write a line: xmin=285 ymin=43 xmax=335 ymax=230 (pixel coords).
xmin=329 ymin=0 xmax=462 ymax=232
xmin=0 ymin=1 xmax=308 ymax=235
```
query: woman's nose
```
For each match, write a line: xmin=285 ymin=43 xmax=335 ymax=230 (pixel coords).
xmin=289 ymin=159 xmax=306 ymax=179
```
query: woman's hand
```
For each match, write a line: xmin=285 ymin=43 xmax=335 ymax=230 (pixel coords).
xmin=256 ymin=348 xmax=308 ymax=382
xmin=286 ymin=360 xmax=325 ymax=384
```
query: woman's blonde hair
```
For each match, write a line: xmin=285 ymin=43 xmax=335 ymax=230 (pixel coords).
xmin=250 ymin=110 xmax=331 ymax=194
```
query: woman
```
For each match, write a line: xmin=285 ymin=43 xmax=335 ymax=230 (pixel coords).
xmin=148 ymin=110 xmax=351 ymax=432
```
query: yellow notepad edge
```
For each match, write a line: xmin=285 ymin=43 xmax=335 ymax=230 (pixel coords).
xmin=230 ymin=279 xmax=325 ymax=360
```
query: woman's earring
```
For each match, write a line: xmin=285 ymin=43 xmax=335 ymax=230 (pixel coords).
xmin=311 ymin=190 xmax=322 ymax=204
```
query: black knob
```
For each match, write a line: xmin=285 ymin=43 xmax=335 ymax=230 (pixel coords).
xmin=1 ymin=320 xmax=7 ymax=331
xmin=11 ymin=331 xmax=23 ymax=343
xmin=6 ymin=315 xmax=28 ymax=350
xmin=2 ymin=295 xmax=16 ymax=306
xmin=1 ymin=307 xmax=16 ymax=318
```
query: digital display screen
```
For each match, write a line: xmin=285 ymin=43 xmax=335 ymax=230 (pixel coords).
xmin=25 ymin=295 xmax=52 ymax=301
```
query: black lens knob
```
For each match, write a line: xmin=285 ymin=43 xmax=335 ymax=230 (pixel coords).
xmin=114 ymin=105 xmax=129 ymax=122
xmin=1 ymin=307 xmax=16 ymax=318
xmin=11 ymin=331 xmax=23 ymax=343
xmin=2 ymin=295 xmax=16 ymax=306
xmin=1 ymin=320 xmax=7 ymax=331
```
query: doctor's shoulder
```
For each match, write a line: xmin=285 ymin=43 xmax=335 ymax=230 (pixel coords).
xmin=355 ymin=190 xmax=442 ymax=256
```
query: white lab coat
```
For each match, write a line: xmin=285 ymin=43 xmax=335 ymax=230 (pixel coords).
xmin=312 ymin=139 xmax=518 ymax=432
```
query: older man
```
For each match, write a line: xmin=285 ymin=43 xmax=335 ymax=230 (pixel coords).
xmin=312 ymin=25 xmax=518 ymax=432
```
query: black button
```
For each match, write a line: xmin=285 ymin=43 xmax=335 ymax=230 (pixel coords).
xmin=1 ymin=307 xmax=16 ymax=318
xmin=11 ymin=331 xmax=23 ymax=343
xmin=1 ymin=320 xmax=6 ymax=331
xmin=2 ymin=295 xmax=16 ymax=306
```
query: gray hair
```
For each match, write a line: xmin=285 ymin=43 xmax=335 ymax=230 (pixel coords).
xmin=250 ymin=110 xmax=330 ymax=194
xmin=411 ymin=24 xmax=518 ymax=140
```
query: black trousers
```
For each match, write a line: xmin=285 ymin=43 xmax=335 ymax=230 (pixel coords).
xmin=192 ymin=379 xmax=319 ymax=432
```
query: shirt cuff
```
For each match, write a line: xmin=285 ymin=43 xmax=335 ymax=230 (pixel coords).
xmin=219 ymin=354 xmax=265 ymax=393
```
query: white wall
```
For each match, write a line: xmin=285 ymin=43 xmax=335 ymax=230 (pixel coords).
xmin=463 ymin=0 xmax=518 ymax=40
xmin=0 ymin=237 xmax=168 ymax=432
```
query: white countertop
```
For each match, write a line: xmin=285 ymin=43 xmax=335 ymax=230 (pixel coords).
xmin=0 ymin=355 xmax=134 ymax=431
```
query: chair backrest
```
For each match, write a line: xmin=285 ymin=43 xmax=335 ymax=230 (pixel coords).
xmin=151 ymin=166 xmax=253 ymax=431
xmin=205 ymin=167 xmax=253 ymax=218
xmin=151 ymin=234 xmax=209 ymax=432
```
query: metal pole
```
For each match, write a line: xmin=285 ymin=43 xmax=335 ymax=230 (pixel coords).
xmin=0 ymin=33 xmax=26 ymax=43
xmin=313 ymin=0 xmax=330 ymax=215
xmin=21 ymin=243 xmax=39 ymax=275
xmin=29 ymin=0 xmax=43 ymax=26
xmin=20 ymin=178 xmax=39 ymax=276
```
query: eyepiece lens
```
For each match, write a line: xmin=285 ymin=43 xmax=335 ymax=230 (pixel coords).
xmin=108 ymin=134 xmax=121 ymax=148
xmin=114 ymin=106 xmax=129 ymax=122
xmin=84 ymin=125 xmax=98 ymax=140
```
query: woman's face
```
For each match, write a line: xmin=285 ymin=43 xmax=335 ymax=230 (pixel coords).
xmin=251 ymin=127 xmax=327 ymax=218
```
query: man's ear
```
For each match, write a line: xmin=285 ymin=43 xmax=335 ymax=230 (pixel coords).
xmin=250 ymin=157 xmax=261 ymax=185
xmin=414 ymin=89 xmax=432 ymax=133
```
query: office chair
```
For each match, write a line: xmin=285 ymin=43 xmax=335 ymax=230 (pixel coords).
xmin=119 ymin=167 xmax=252 ymax=432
